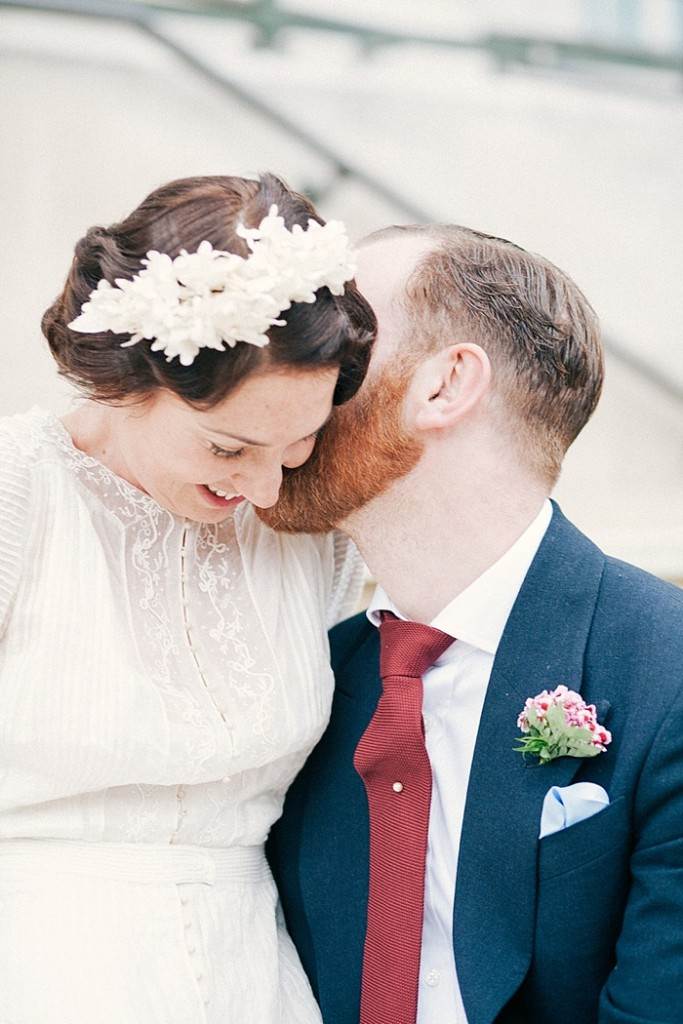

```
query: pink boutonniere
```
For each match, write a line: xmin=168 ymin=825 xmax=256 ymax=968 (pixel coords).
xmin=515 ymin=685 xmax=612 ymax=764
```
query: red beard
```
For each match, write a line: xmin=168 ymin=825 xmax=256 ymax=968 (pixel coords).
xmin=257 ymin=369 xmax=423 ymax=534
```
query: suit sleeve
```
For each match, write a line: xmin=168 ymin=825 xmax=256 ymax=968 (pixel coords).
xmin=599 ymin=683 xmax=683 ymax=1022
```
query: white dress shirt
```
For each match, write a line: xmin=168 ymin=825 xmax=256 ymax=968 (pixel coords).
xmin=366 ymin=500 xmax=553 ymax=1024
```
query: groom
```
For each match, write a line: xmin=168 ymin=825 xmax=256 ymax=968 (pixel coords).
xmin=263 ymin=225 xmax=683 ymax=1023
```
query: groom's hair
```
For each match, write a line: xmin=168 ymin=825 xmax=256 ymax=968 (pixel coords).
xmin=366 ymin=224 xmax=604 ymax=483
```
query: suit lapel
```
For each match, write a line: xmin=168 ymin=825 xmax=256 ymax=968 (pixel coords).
xmin=453 ymin=505 xmax=606 ymax=1024
xmin=298 ymin=623 xmax=380 ymax=1018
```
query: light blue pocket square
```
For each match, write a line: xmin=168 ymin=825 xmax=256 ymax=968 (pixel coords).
xmin=539 ymin=782 xmax=610 ymax=839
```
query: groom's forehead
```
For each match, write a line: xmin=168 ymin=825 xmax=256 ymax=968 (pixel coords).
xmin=355 ymin=234 xmax=434 ymax=362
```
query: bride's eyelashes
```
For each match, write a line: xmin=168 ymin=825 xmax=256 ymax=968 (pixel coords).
xmin=209 ymin=443 xmax=246 ymax=460
xmin=208 ymin=432 xmax=321 ymax=460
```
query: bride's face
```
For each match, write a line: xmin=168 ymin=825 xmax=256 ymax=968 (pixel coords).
xmin=118 ymin=366 xmax=339 ymax=522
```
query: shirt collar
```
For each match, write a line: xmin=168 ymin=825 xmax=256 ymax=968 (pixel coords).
xmin=366 ymin=500 xmax=553 ymax=656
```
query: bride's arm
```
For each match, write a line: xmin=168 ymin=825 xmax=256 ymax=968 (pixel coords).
xmin=0 ymin=427 xmax=31 ymax=638
xmin=325 ymin=531 xmax=367 ymax=629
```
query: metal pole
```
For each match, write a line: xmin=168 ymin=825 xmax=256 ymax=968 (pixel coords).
xmin=1 ymin=0 xmax=681 ymax=403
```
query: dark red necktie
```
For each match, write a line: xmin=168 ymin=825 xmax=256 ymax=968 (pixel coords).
xmin=354 ymin=613 xmax=454 ymax=1024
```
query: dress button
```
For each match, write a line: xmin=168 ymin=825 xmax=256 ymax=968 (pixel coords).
xmin=425 ymin=969 xmax=440 ymax=987
xmin=392 ymin=781 xmax=404 ymax=793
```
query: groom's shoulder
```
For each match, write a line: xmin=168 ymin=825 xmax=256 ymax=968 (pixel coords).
xmin=329 ymin=611 xmax=375 ymax=673
xmin=591 ymin=552 xmax=683 ymax=681
xmin=554 ymin=507 xmax=682 ymax=633
xmin=550 ymin=509 xmax=682 ymax=691
xmin=599 ymin=553 xmax=683 ymax=627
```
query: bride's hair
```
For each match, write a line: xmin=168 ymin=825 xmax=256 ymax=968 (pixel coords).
xmin=43 ymin=174 xmax=376 ymax=407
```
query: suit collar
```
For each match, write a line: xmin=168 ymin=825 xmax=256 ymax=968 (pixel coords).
xmin=453 ymin=503 xmax=607 ymax=1024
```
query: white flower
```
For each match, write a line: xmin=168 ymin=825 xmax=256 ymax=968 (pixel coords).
xmin=68 ymin=206 xmax=357 ymax=366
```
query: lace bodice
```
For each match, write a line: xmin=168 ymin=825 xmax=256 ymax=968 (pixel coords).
xmin=0 ymin=407 xmax=364 ymax=847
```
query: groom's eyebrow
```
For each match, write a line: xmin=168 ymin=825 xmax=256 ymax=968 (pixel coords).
xmin=209 ymin=412 xmax=333 ymax=447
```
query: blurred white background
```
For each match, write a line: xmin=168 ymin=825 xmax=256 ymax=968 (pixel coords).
xmin=1 ymin=0 xmax=682 ymax=580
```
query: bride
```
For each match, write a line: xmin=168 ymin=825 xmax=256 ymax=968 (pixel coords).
xmin=0 ymin=173 xmax=375 ymax=1022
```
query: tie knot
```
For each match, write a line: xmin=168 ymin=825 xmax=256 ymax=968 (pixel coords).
xmin=378 ymin=614 xmax=454 ymax=680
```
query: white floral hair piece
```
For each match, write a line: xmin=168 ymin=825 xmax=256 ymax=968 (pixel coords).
xmin=68 ymin=205 xmax=357 ymax=366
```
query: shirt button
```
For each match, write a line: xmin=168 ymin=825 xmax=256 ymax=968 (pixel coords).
xmin=392 ymin=782 xmax=404 ymax=793
xmin=425 ymin=969 xmax=441 ymax=987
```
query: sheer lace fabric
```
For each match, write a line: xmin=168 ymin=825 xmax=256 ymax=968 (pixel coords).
xmin=0 ymin=407 xmax=364 ymax=1023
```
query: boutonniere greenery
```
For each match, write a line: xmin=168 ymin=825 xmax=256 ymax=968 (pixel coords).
xmin=515 ymin=685 xmax=611 ymax=764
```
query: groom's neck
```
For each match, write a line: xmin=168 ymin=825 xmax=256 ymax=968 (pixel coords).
xmin=344 ymin=455 xmax=549 ymax=623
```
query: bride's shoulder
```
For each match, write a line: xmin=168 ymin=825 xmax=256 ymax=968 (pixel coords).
xmin=0 ymin=406 xmax=57 ymax=465
xmin=235 ymin=505 xmax=365 ymax=625
xmin=0 ymin=408 xmax=64 ymax=623
xmin=235 ymin=502 xmax=360 ymax=569
xmin=235 ymin=500 xmax=332 ymax=558
xmin=0 ymin=407 xmax=67 ymax=511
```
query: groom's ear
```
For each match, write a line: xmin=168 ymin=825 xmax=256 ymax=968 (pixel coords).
xmin=411 ymin=343 xmax=491 ymax=433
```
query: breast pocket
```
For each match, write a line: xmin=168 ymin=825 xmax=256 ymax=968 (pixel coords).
xmin=537 ymin=794 xmax=630 ymax=882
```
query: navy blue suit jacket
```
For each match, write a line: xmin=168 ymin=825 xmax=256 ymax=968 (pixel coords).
xmin=268 ymin=506 xmax=683 ymax=1023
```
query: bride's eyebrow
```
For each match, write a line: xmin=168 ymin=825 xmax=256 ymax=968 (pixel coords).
xmin=209 ymin=430 xmax=267 ymax=447
xmin=208 ymin=412 xmax=333 ymax=447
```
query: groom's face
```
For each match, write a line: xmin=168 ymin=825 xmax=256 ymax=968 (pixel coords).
xmin=257 ymin=236 xmax=432 ymax=534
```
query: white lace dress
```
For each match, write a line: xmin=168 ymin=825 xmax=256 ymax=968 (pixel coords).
xmin=0 ymin=407 xmax=363 ymax=1024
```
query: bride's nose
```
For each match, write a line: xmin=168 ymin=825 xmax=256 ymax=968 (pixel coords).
xmin=237 ymin=462 xmax=284 ymax=509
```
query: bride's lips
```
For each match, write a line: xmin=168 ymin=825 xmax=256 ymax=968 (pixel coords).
xmin=197 ymin=484 xmax=245 ymax=509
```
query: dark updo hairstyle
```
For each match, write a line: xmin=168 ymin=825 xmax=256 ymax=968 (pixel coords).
xmin=42 ymin=174 xmax=376 ymax=408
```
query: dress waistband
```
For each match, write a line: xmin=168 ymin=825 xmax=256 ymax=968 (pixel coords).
xmin=0 ymin=839 xmax=269 ymax=886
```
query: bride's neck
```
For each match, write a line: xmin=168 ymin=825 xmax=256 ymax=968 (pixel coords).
xmin=61 ymin=403 xmax=143 ymax=491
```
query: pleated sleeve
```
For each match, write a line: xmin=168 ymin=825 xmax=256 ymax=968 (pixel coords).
xmin=0 ymin=426 xmax=31 ymax=636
